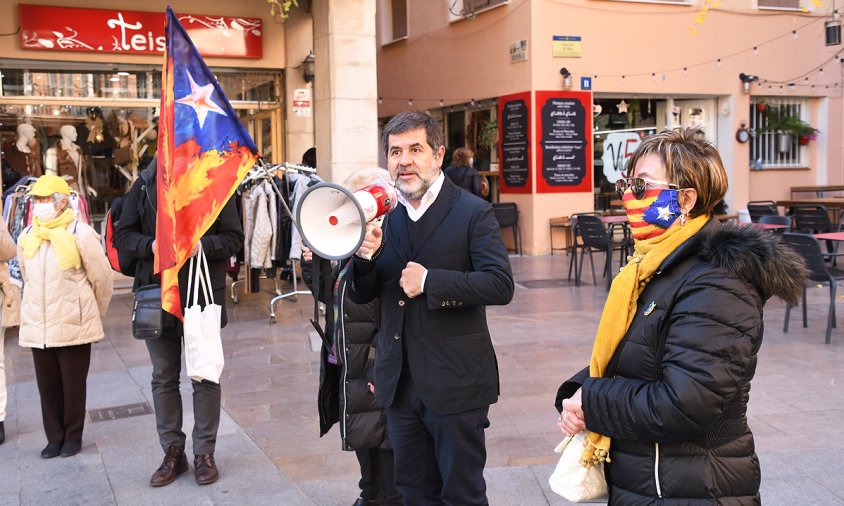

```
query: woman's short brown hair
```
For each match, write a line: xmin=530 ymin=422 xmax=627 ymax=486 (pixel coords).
xmin=626 ymin=128 xmax=728 ymax=218
xmin=451 ymin=147 xmax=474 ymax=168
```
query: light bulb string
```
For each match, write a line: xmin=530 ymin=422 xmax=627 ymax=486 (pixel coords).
xmin=586 ymin=15 xmax=827 ymax=80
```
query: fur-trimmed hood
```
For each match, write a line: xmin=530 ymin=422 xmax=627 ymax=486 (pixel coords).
xmin=698 ymin=222 xmax=807 ymax=306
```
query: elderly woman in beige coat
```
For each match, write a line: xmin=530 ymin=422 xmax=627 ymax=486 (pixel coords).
xmin=0 ymin=219 xmax=18 ymax=446
xmin=17 ymin=175 xmax=112 ymax=459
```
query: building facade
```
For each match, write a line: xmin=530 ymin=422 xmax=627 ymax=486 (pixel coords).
xmin=0 ymin=0 xmax=315 ymax=222
xmin=376 ymin=0 xmax=840 ymax=254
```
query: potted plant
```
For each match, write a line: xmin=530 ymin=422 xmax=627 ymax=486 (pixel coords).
xmin=759 ymin=107 xmax=819 ymax=153
xmin=481 ymin=119 xmax=498 ymax=160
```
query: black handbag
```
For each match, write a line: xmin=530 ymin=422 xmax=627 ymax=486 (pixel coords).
xmin=132 ymin=284 xmax=164 ymax=339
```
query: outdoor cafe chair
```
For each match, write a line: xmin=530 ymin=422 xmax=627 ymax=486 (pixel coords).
xmin=492 ymin=202 xmax=522 ymax=256
xmin=747 ymin=200 xmax=780 ymax=223
xmin=758 ymin=214 xmax=792 ymax=233
xmin=782 ymin=232 xmax=844 ymax=344
xmin=792 ymin=204 xmax=844 ymax=265
xmin=574 ymin=215 xmax=632 ymax=291
xmin=567 ymin=212 xmax=601 ymax=286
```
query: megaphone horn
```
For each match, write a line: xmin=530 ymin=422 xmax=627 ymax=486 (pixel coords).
xmin=296 ymin=179 xmax=397 ymax=260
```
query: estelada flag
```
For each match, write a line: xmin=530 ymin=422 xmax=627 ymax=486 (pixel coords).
xmin=155 ymin=6 xmax=258 ymax=320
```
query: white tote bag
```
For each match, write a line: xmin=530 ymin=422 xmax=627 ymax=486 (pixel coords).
xmin=548 ymin=432 xmax=609 ymax=503
xmin=184 ymin=246 xmax=225 ymax=384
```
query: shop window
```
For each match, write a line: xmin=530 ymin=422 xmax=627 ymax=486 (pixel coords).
xmin=0 ymin=64 xmax=280 ymax=104
xmin=448 ymin=0 xmax=508 ymax=22
xmin=0 ymin=63 xmax=283 ymax=221
xmin=378 ymin=0 xmax=408 ymax=45
xmin=757 ymin=0 xmax=800 ymax=10
xmin=592 ymin=98 xmax=661 ymax=211
xmin=748 ymin=97 xmax=809 ymax=169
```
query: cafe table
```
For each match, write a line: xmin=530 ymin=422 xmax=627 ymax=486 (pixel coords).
xmin=813 ymin=232 xmax=844 ymax=241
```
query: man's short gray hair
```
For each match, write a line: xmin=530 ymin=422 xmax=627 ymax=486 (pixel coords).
xmin=382 ymin=111 xmax=444 ymax=156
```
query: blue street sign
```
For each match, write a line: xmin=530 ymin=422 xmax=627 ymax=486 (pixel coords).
xmin=581 ymin=77 xmax=592 ymax=90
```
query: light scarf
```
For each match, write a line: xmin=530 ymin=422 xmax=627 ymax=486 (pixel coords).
xmin=19 ymin=208 xmax=81 ymax=271
xmin=581 ymin=214 xmax=708 ymax=467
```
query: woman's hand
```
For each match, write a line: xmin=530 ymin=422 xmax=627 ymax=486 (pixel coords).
xmin=557 ymin=388 xmax=586 ymax=437
xmin=302 ymin=246 xmax=313 ymax=262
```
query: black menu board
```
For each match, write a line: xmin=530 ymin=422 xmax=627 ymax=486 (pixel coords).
xmin=499 ymin=94 xmax=530 ymax=192
xmin=539 ymin=97 xmax=588 ymax=189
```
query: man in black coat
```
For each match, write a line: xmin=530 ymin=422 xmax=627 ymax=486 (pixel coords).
xmin=113 ymin=160 xmax=243 ymax=488
xmin=350 ymin=111 xmax=514 ymax=505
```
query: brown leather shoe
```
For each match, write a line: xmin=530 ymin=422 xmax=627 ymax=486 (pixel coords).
xmin=150 ymin=445 xmax=188 ymax=487
xmin=194 ymin=453 xmax=219 ymax=485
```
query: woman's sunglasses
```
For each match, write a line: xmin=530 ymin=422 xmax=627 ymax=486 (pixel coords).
xmin=615 ymin=177 xmax=679 ymax=200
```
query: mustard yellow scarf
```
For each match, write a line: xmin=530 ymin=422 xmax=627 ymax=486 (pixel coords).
xmin=19 ymin=208 xmax=81 ymax=271
xmin=581 ymin=214 xmax=708 ymax=467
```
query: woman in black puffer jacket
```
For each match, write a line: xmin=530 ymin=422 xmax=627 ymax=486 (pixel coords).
xmin=305 ymin=168 xmax=401 ymax=506
xmin=555 ymin=129 xmax=806 ymax=505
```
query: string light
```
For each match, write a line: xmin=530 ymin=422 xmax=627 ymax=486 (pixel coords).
xmin=439 ymin=99 xmax=444 ymax=107
xmin=820 ymin=68 xmax=824 ymax=76
xmin=378 ymin=96 xmax=382 ymax=105
xmin=621 ymin=75 xmax=626 ymax=84
xmin=683 ymin=67 xmax=688 ymax=76
xmin=716 ymin=58 xmax=722 ymax=67
xmin=651 ymin=73 xmax=656 ymax=81
xmin=470 ymin=98 xmax=475 ymax=106
xmin=788 ymin=83 xmax=796 ymax=91
xmin=408 ymin=98 xmax=413 ymax=107
xmin=792 ymin=30 xmax=798 ymax=39
xmin=753 ymin=46 xmax=759 ymax=55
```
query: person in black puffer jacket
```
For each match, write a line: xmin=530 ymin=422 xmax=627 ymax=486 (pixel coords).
xmin=304 ymin=168 xmax=401 ymax=506
xmin=555 ymin=129 xmax=806 ymax=505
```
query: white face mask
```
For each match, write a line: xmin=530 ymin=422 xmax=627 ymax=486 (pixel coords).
xmin=33 ymin=202 xmax=58 ymax=221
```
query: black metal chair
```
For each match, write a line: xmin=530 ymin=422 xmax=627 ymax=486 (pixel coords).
xmin=492 ymin=202 xmax=522 ymax=256
xmin=747 ymin=200 xmax=779 ymax=223
xmin=782 ymin=233 xmax=844 ymax=344
xmin=792 ymin=204 xmax=843 ymax=264
xmin=574 ymin=215 xmax=632 ymax=290
xmin=567 ymin=212 xmax=601 ymax=286
xmin=758 ymin=214 xmax=792 ymax=233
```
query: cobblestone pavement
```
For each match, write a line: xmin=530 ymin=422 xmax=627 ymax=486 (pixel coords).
xmin=2 ymin=254 xmax=843 ymax=504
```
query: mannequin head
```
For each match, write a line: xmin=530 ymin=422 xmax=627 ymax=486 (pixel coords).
xmin=60 ymin=125 xmax=78 ymax=143
xmin=16 ymin=123 xmax=36 ymax=144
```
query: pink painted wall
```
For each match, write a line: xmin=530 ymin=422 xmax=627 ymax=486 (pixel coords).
xmin=377 ymin=0 xmax=841 ymax=254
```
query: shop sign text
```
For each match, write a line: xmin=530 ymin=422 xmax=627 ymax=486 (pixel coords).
xmin=19 ymin=4 xmax=263 ymax=59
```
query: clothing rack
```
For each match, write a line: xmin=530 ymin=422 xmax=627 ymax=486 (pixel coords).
xmin=232 ymin=161 xmax=317 ymax=322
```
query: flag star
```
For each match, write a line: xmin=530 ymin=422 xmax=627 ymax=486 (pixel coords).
xmin=176 ymin=70 xmax=226 ymax=129
xmin=616 ymin=100 xmax=629 ymax=113
xmin=656 ymin=205 xmax=675 ymax=221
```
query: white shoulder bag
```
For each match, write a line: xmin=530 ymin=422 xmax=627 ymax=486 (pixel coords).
xmin=184 ymin=245 xmax=225 ymax=384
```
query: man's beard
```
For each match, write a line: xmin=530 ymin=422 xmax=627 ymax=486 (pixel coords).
xmin=395 ymin=163 xmax=438 ymax=201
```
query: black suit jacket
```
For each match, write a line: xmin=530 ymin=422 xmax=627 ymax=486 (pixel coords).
xmin=350 ymin=177 xmax=514 ymax=415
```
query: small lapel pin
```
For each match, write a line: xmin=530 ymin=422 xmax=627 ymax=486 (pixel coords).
xmin=644 ymin=301 xmax=656 ymax=316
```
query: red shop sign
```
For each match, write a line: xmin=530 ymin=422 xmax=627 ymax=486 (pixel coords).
xmin=18 ymin=4 xmax=263 ymax=59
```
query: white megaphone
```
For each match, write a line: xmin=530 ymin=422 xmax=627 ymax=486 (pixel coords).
xmin=296 ymin=178 xmax=398 ymax=260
